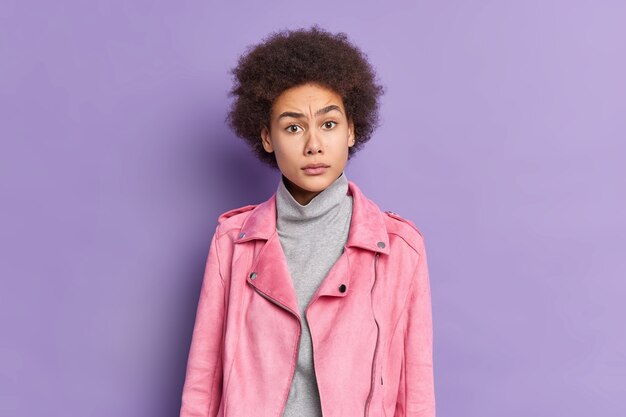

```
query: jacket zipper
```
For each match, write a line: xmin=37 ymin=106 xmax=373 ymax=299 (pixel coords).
xmin=364 ymin=252 xmax=381 ymax=417
xmin=250 ymin=285 xmax=302 ymax=416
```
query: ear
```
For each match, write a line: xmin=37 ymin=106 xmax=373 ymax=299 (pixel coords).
xmin=261 ymin=126 xmax=274 ymax=153
xmin=347 ymin=119 xmax=356 ymax=148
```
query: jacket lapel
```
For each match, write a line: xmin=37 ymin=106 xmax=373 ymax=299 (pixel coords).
xmin=246 ymin=231 xmax=301 ymax=316
xmin=233 ymin=179 xmax=390 ymax=314
xmin=345 ymin=181 xmax=390 ymax=255
xmin=235 ymin=194 xmax=300 ymax=316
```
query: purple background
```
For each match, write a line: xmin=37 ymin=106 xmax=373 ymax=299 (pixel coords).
xmin=2 ymin=1 xmax=625 ymax=416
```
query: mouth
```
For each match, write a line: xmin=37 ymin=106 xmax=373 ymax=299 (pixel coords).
xmin=302 ymin=163 xmax=330 ymax=175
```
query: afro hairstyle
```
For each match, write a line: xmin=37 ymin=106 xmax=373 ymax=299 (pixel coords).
xmin=227 ymin=25 xmax=384 ymax=169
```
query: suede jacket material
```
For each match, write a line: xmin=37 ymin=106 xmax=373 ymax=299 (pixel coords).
xmin=180 ymin=180 xmax=436 ymax=417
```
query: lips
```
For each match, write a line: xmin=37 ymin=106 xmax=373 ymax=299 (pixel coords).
xmin=302 ymin=163 xmax=330 ymax=169
xmin=302 ymin=163 xmax=330 ymax=175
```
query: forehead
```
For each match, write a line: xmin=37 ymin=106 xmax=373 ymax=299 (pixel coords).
xmin=272 ymin=83 xmax=345 ymax=112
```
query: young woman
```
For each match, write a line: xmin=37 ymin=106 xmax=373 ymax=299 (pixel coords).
xmin=180 ymin=26 xmax=435 ymax=417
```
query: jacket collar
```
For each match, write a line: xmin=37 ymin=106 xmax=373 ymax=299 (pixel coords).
xmin=235 ymin=180 xmax=390 ymax=255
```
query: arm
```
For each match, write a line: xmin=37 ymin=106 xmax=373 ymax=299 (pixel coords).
xmin=180 ymin=227 xmax=226 ymax=417
xmin=396 ymin=242 xmax=436 ymax=417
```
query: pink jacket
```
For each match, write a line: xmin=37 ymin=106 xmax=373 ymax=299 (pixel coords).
xmin=180 ymin=180 xmax=435 ymax=417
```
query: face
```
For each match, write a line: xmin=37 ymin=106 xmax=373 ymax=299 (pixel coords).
xmin=261 ymin=83 xmax=355 ymax=205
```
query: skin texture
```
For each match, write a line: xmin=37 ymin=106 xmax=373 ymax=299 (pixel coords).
xmin=261 ymin=83 xmax=355 ymax=205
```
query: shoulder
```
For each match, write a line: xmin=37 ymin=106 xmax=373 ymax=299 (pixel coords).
xmin=382 ymin=210 xmax=426 ymax=254
xmin=217 ymin=204 xmax=258 ymax=224
xmin=215 ymin=204 xmax=258 ymax=236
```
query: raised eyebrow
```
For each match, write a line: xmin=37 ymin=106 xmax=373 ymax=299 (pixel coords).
xmin=276 ymin=105 xmax=343 ymax=122
xmin=276 ymin=111 xmax=305 ymax=121
xmin=315 ymin=105 xmax=343 ymax=116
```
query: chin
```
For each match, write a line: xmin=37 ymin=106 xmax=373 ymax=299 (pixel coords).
xmin=298 ymin=181 xmax=327 ymax=193
xmin=289 ymin=178 xmax=326 ymax=193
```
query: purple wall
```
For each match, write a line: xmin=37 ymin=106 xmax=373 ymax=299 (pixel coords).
xmin=2 ymin=1 xmax=625 ymax=416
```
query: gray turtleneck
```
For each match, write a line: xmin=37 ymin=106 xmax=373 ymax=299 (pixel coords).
xmin=276 ymin=172 xmax=353 ymax=417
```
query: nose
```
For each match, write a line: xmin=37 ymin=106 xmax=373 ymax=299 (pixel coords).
xmin=305 ymin=130 xmax=323 ymax=155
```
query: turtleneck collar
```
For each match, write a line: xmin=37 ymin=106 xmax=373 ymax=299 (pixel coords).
xmin=276 ymin=172 xmax=350 ymax=223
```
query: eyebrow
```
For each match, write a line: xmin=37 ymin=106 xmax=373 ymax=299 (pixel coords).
xmin=276 ymin=105 xmax=343 ymax=121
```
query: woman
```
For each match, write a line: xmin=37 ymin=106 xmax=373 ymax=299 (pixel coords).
xmin=180 ymin=26 xmax=435 ymax=417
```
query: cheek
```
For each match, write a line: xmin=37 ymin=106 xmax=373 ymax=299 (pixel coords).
xmin=272 ymin=144 xmax=298 ymax=167
xmin=334 ymin=133 xmax=353 ymax=152
xmin=273 ymin=141 xmax=293 ymax=156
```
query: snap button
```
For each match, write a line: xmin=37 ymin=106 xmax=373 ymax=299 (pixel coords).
xmin=377 ymin=241 xmax=386 ymax=248
xmin=339 ymin=284 xmax=347 ymax=293
xmin=249 ymin=272 xmax=257 ymax=280
xmin=238 ymin=232 xmax=246 ymax=238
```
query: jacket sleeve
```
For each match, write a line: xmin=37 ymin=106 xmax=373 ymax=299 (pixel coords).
xmin=395 ymin=241 xmax=436 ymax=417
xmin=180 ymin=226 xmax=226 ymax=417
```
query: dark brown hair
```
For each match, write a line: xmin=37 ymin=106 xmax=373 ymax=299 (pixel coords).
xmin=227 ymin=25 xmax=384 ymax=169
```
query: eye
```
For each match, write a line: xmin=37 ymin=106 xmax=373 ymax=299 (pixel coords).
xmin=322 ymin=121 xmax=337 ymax=130
xmin=286 ymin=125 xmax=302 ymax=134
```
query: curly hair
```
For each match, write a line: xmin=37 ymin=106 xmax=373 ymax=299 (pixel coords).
xmin=226 ymin=25 xmax=384 ymax=169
